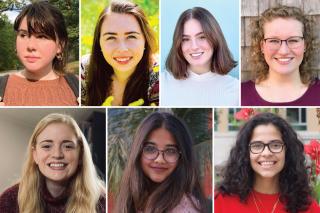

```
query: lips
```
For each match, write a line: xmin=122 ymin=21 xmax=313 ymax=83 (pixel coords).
xmin=48 ymin=162 xmax=67 ymax=170
xmin=149 ymin=165 xmax=168 ymax=173
xmin=258 ymin=161 xmax=276 ymax=168
xmin=274 ymin=57 xmax=294 ymax=65
xmin=25 ymin=56 xmax=40 ymax=63
xmin=113 ymin=56 xmax=132 ymax=64
xmin=190 ymin=52 xmax=204 ymax=58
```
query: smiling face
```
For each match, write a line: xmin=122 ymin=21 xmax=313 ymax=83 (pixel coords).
xmin=140 ymin=128 xmax=179 ymax=183
xmin=33 ymin=122 xmax=81 ymax=185
xmin=181 ymin=18 xmax=213 ymax=73
xmin=261 ymin=18 xmax=305 ymax=77
xmin=16 ymin=17 xmax=61 ymax=74
xmin=249 ymin=124 xmax=285 ymax=182
xmin=99 ymin=12 xmax=146 ymax=74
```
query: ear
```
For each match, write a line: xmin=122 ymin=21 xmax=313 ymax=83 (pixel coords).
xmin=57 ymin=41 xmax=65 ymax=54
xmin=32 ymin=147 xmax=39 ymax=165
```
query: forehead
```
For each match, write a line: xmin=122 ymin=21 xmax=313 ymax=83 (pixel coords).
xmin=147 ymin=128 xmax=176 ymax=147
xmin=250 ymin=124 xmax=282 ymax=142
xmin=100 ymin=12 xmax=142 ymax=34
xmin=183 ymin=18 xmax=204 ymax=35
xmin=36 ymin=122 xmax=76 ymax=142
xmin=263 ymin=17 xmax=303 ymax=37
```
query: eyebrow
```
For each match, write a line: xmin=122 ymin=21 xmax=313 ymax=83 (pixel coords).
xmin=144 ymin=141 xmax=177 ymax=148
xmin=38 ymin=140 xmax=76 ymax=144
xmin=182 ymin=32 xmax=205 ymax=37
xmin=102 ymin=31 xmax=141 ymax=37
xmin=250 ymin=139 xmax=283 ymax=144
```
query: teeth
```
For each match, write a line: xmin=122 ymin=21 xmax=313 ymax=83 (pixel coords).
xmin=50 ymin=163 xmax=65 ymax=167
xmin=190 ymin=53 xmax=203 ymax=57
xmin=277 ymin=58 xmax=291 ymax=62
xmin=115 ymin=57 xmax=131 ymax=62
xmin=260 ymin=161 xmax=275 ymax=166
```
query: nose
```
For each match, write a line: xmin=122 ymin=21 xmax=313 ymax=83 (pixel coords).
xmin=52 ymin=146 xmax=64 ymax=158
xmin=190 ymin=38 xmax=199 ymax=50
xmin=261 ymin=145 xmax=272 ymax=156
xmin=277 ymin=40 xmax=290 ymax=54
xmin=154 ymin=151 xmax=166 ymax=163
xmin=26 ymin=36 xmax=37 ymax=51
xmin=117 ymin=40 xmax=128 ymax=51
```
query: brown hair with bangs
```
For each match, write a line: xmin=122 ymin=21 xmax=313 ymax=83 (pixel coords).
xmin=14 ymin=1 xmax=68 ymax=74
xmin=166 ymin=7 xmax=237 ymax=79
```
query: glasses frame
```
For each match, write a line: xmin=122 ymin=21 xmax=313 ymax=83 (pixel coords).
xmin=248 ymin=141 xmax=285 ymax=154
xmin=142 ymin=145 xmax=181 ymax=163
xmin=263 ymin=36 xmax=304 ymax=50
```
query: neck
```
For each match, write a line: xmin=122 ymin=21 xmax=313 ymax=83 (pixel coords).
xmin=265 ymin=68 xmax=303 ymax=87
xmin=189 ymin=64 xmax=211 ymax=75
xmin=253 ymin=175 xmax=279 ymax=194
xmin=45 ymin=179 xmax=68 ymax=198
xmin=113 ymin=68 xmax=135 ymax=84
xmin=21 ymin=67 xmax=58 ymax=81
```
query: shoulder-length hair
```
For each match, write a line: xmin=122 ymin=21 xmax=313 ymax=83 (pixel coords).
xmin=86 ymin=0 xmax=157 ymax=106
xmin=114 ymin=112 xmax=207 ymax=213
xmin=18 ymin=113 xmax=105 ymax=213
xmin=217 ymin=112 xmax=312 ymax=213
xmin=14 ymin=1 xmax=68 ymax=74
xmin=166 ymin=7 xmax=237 ymax=79
xmin=250 ymin=5 xmax=316 ymax=84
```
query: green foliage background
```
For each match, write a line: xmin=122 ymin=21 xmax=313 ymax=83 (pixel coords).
xmin=81 ymin=0 xmax=159 ymax=56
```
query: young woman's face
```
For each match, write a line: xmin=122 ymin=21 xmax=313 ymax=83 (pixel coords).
xmin=181 ymin=18 xmax=213 ymax=72
xmin=140 ymin=128 xmax=179 ymax=183
xmin=33 ymin=122 xmax=81 ymax=185
xmin=249 ymin=124 xmax=285 ymax=181
xmin=16 ymin=17 xmax=61 ymax=74
xmin=99 ymin=12 xmax=146 ymax=74
xmin=260 ymin=18 xmax=305 ymax=77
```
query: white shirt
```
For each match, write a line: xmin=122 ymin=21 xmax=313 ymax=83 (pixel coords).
xmin=161 ymin=69 xmax=239 ymax=106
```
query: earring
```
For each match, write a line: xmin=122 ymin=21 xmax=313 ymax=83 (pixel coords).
xmin=56 ymin=53 xmax=63 ymax=61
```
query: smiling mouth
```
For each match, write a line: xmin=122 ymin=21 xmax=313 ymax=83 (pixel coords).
xmin=258 ymin=161 xmax=276 ymax=168
xmin=190 ymin=52 xmax=204 ymax=58
xmin=48 ymin=163 xmax=67 ymax=170
xmin=113 ymin=57 xmax=132 ymax=64
xmin=274 ymin=57 xmax=294 ymax=64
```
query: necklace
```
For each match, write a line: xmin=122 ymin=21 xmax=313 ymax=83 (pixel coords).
xmin=251 ymin=191 xmax=280 ymax=213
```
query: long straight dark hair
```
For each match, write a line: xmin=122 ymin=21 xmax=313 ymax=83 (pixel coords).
xmin=86 ymin=0 xmax=156 ymax=106
xmin=114 ymin=112 xmax=207 ymax=213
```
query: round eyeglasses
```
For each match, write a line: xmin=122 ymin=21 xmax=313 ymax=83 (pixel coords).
xmin=263 ymin=36 xmax=304 ymax=50
xmin=249 ymin=141 xmax=285 ymax=154
xmin=142 ymin=145 xmax=180 ymax=163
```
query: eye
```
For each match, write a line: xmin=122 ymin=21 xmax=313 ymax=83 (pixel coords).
xmin=36 ymin=33 xmax=48 ymax=39
xmin=199 ymin=35 xmax=206 ymax=40
xmin=251 ymin=143 xmax=264 ymax=149
xmin=143 ymin=145 xmax=157 ymax=153
xmin=41 ymin=144 xmax=51 ymax=149
xmin=63 ymin=143 xmax=76 ymax=150
xmin=268 ymin=39 xmax=280 ymax=44
xmin=165 ymin=148 xmax=178 ymax=155
xmin=270 ymin=142 xmax=283 ymax=149
xmin=127 ymin=35 xmax=137 ymax=39
xmin=106 ymin=36 xmax=116 ymax=41
xmin=17 ymin=31 xmax=28 ymax=38
xmin=182 ymin=37 xmax=190 ymax=42
xmin=287 ymin=38 xmax=299 ymax=44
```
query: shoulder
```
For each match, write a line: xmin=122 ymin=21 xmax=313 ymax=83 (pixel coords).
xmin=307 ymin=199 xmax=320 ymax=212
xmin=170 ymin=194 xmax=199 ymax=213
xmin=0 ymin=184 xmax=19 ymax=211
xmin=241 ymin=80 xmax=255 ymax=89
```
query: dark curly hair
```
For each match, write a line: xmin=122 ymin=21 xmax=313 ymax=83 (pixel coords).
xmin=217 ymin=112 xmax=312 ymax=213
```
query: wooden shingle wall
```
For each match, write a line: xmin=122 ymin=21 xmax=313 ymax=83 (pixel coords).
xmin=241 ymin=0 xmax=320 ymax=81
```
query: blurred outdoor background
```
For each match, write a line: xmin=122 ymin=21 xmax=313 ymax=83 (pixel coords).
xmin=81 ymin=0 xmax=159 ymax=56
xmin=214 ymin=108 xmax=320 ymax=203
xmin=107 ymin=108 xmax=212 ymax=212
xmin=0 ymin=0 xmax=79 ymax=75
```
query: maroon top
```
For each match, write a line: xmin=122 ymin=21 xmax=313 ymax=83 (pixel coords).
xmin=241 ymin=79 xmax=320 ymax=106
xmin=0 ymin=184 xmax=106 ymax=213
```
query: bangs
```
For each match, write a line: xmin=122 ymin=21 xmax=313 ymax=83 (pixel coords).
xmin=25 ymin=14 xmax=57 ymax=41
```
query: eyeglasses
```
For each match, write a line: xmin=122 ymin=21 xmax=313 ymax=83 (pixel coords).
xmin=142 ymin=145 xmax=180 ymax=163
xmin=249 ymin=141 xmax=285 ymax=154
xmin=263 ymin=36 xmax=304 ymax=50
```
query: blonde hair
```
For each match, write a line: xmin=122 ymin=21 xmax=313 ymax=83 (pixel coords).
xmin=18 ymin=113 xmax=105 ymax=213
